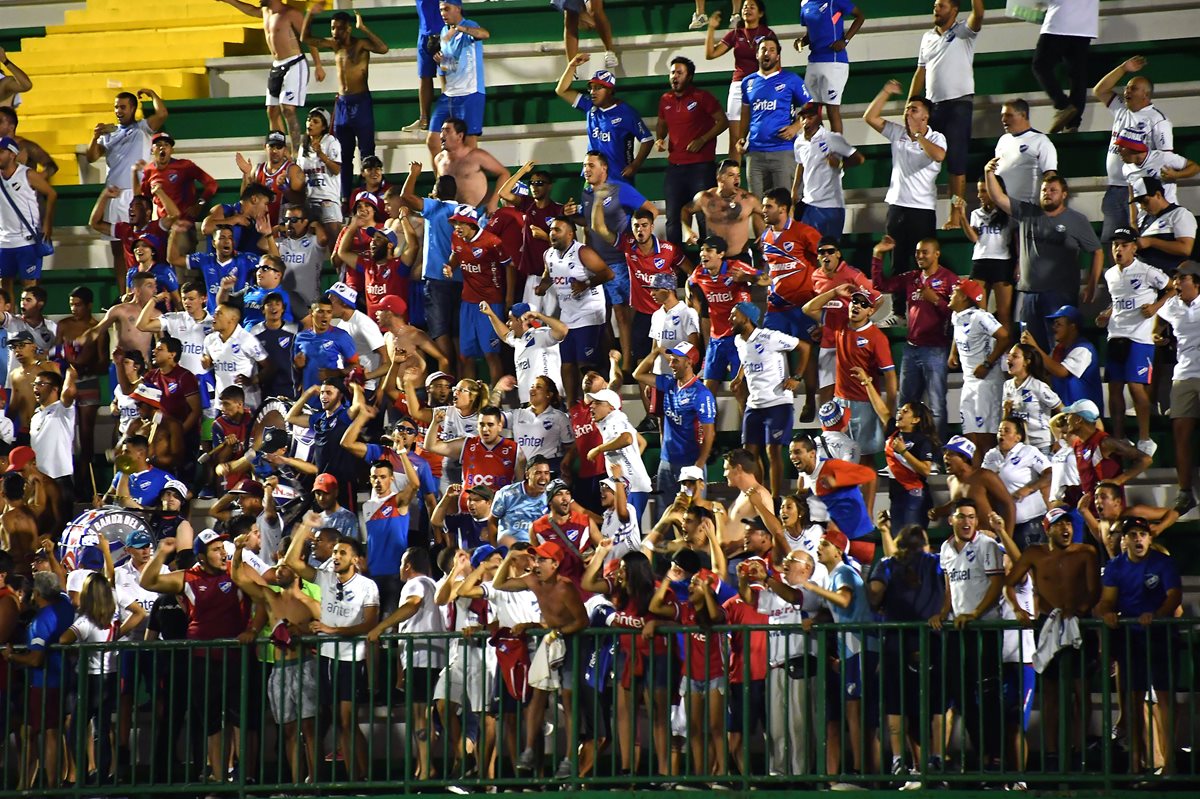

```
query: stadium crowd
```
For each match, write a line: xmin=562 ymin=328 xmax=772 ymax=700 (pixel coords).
xmin=0 ymin=0 xmax=1195 ymax=792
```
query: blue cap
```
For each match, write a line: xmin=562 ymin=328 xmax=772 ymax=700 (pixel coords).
xmin=734 ymin=301 xmax=762 ymax=326
xmin=511 ymin=181 xmax=531 ymax=198
xmin=588 ymin=70 xmax=616 ymax=89
xmin=470 ymin=543 xmax=508 ymax=570
xmin=0 ymin=137 xmax=19 ymax=155
xmin=1045 ymin=305 xmax=1082 ymax=324
xmin=365 ymin=226 xmax=400 ymax=248
xmin=124 ymin=530 xmax=153 ymax=549
xmin=77 ymin=545 xmax=105 ymax=570
xmin=818 ymin=400 xmax=848 ymax=429
xmin=943 ymin=435 xmax=976 ymax=461
xmin=509 ymin=302 xmax=532 ymax=319
xmin=647 ymin=273 xmax=677 ymax=290
xmin=449 ymin=204 xmax=481 ymax=227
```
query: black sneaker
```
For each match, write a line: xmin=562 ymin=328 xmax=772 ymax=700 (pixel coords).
xmin=1174 ymin=490 xmax=1196 ymax=516
xmin=636 ymin=415 xmax=659 ymax=433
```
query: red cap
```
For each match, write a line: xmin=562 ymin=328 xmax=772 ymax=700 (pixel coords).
xmin=957 ymin=278 xmax=985 ymax=305
xmin=530 ymin=541 xmax=566 ymax=565
xmin=375 ymin=295 xmax=408 ymax=319
xmin=313 ymin=473 xmax=338 ymax=493
xmin=6 ymin=445 xmax=35 ymax=472
xmin=821 ymin=528 xmax=850 ymax=555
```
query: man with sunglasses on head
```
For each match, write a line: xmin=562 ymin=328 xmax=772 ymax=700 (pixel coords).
xmin=233 ymin=254 xmax=298 ymax=329
xmin=268 ymin=204 xmax=329 ymax=309
xmin=810 ymin=236 xmax=874 ymax=403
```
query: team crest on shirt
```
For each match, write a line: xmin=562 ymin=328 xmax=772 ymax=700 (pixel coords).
xmin=855 ymin=337 xmax=868 ymax=347
xmin=612 ymin=117 xmax=623 ymax=124
xmin=1130 ymin=278 xmax=1142 ymax=290
xmin=279 ymin=336 xmax=291 ymax=348
xmin=169 ymin=173 xmax=179 ymax=182
xmin=654 ymin=258 xmax=666 ymax=268
xmin=783 ymin=242 xmax=795 ymax=252
xmin=1145 ymin=573 xmax=1160 ymax=589
xmin=231 ymin=343 xmax=241 ymax=354
xmin=381 ymin=506 xmax=393 ymax=517
xmin=1019 ymin=144 xmax=1029 ymax=153
xmin=543 ymin=419 xmax=554 ymax=430
xmin=472 ymin=248 xmax=483 ymax=257
xmin=965 ymin=548 xmax=976 ymax=562
xmin=753 ymin=341 xmax=765 ymax=354
xmin=219 ymin=579 xmax=233 ymax=593
xmin=166 ymin=383 xmax=178 ymax=394
xmin=686 ymin=101 xmax=697 ymax=111
xmin=1055 ymin=224 xmax=1066 ymax=233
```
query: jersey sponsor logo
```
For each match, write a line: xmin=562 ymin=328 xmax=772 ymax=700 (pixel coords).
xmin=753 ymin=99 xmax=780 ymax=112
xmin=592 ymin=129 xmax=613 ymax=143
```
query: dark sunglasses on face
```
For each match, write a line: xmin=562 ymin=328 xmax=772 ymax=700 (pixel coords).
xmin=397 ymin=426 xmax=417 ymax=435
xmin=284 ymin=217 xmax=303 ymax=224
xmin=850 ymin=298 xmax=871 ymax=308
xmin=817 ymin=247 xmax=839 ymax=255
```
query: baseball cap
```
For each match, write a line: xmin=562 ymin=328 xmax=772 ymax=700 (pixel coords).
xmin=124 ymin=530 xmax=153 ymax=549
xmin=158 ymin=478 xmax=191 ymax=501
xmin=470 ymin=543 xmax=509 ymax=569
xmin=678 ymin=465 xmax=706 ymax=482
xmin=229 ymin=480 xmax=265 ymax=498
xmin=449 ymin=204 xmax=481 ymax=227
xmin=150 ymin=131 xmax=175 ymax=146
xmin=354 ymin=193 xmax=383 ymax=211
xmin=599 ymin=477 xmax=625 ymax=494
xmin=850 ymin=288 xmax=878 ymax=307
xmin=666 ymin=341 xmax=700 ymax=364
xmin=375 ymin=295 xmax=408 ymax=319
xmin=509 ymin=302 xmax=532 ymax=319
xmin=466 ymin=483 xmax=495 ymax=501
xmin=1131 ymin=176 xmax=1164 ymax=202
xmin=1114 ymin=133 xmax=1148 ymax=153
xmin=425 ymin=370 xmax=454 ymax=388
xmin=530 ymin=541 xmax=566 ymax=564
xmin=313 ymin=473 xmax=339 ymax=493
xmin=0 ymin=136 xmax=19 ymax=155
xmin=1062 ymin=399 xmax=1101 ymax=423
xmin=956 ymin=278 xmax=985 ymax=305
xmin=818 ymin=400 xmax=849 ymax=430
xmin=326 ymin=281 xmax=358 ymax=307
xmin=361 ymin=154 xmax=384 ymax=169
xmin=584 ymin=388 xmax=622 ymax=409
xmin=308 ymin=107 xmax=331 ymax=127
xmin=365 ymin=226 xmax=400 ymax=248
xmin=672 ymin=548 xmax=702 ymax=575
xmin=1044 ymin=507 xmax=1071 ymax=528
xmin=6 ymin=330 xmax=35 ymax=348
xmin=1045 ymin=305 xmax=1082 ymax=324
xmin=943 ymin=435 xmax=977 ymax=461
xmin=1110 ymin=227 xmax=1138 ymax=243
xmin=588 ymin=70 xmax=617 ymax=89
xmin=78 ymin=546 xmax=106 ymax=571
xmin=700 ymin=234 xmax=728 ymax=252
xmin=821 ymin=528 xmax=849 ymax=554
xmin=647 ymin=273 xmax=677 ymax=291
xmin=1121 ymin=516 xmax=1152 ymax=536
xmin=130 ymin=383 xmax=164 ymax=409
xmin=265 ymin=130 xmax=288 ymax=147
xmin=510 ymin=181 xmax=531 ymax=198
xmin=259 ymin=427 xmax=289 ymax=454
xmin=6 ymin=445 xmax=35 ymax=472
xmin=733 ymin=301 xmax=762 ymax=326
xmin=193 ymin=529 xmax=229 ymax=555
xmin=1179 ymin=261 xmax=1200 ymax=279
xmin=741 ymin=516 xmax=770 ymax=533
xmin=546 ymin=478 xmax=571 ymax=498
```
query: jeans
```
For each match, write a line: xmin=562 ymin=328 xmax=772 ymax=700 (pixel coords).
xmin=898 ymin=344 xmax=950 ymax=442
xmin=1031 ymin=33 xmax=1091 ymax=129
xmin=655 ymin=460 xmax=685 ymax=515
xmin=664 ymin=161 xmax=716 ymax=247
xmin=745 ymin=149 xmax=795 ymax=199
xmin=1017 ymin=289 xmax=1073 ymax=353
xmin=888 ymin=482 xmax=932 ymax=531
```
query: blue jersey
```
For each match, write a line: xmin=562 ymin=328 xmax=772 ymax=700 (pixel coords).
xmin=581 ymin=180 xmax=648 ymax=265
xmin=187 ymin=251 xmax=257 ymax=314
xmin=445 ymin=513 xmax=487 ymax=550
xmin=800 ymin=0 xmax=856 ymax=63
xmin=1051 ymin=338 xmax=1104 ymax=410
xmin=827 ymin=562 xmax=876 ymax=657
xmin=572 ymin=97 xmax=653 ymax=181
xmin=416 ymin=0 xmax=441 ymax=35
xmin=823 ymin=484 xmax=874 ymax=539
xmin=363 ymin=443 xmax=440 ymax=501
xmin=422 ymin=197 xmax=460 ymax=282
xmin=216 ymin=202 xmax=267 ymax=256
xmin=870 ymin=552 xmax=945 ymax=621
xmin=241 ymin=286 xmax=295 ymax=329
xmin=292 ymin=327 xmax=357 ymax=396
xmin=26 ymin=594 xmax=75 ymax=688
xmin=661 ymin=375 xmax=717 ymax=466
xmin=1101 ymin=550 xmax=1181 ymax=621
xmin=363 ymin=494 xmax=411 ymax=577
xmin=126 ymin=262 xmax=180 ymax=295
xmin=110 ymin=466 xmax=174 ymax=508
xmin=490 ymin=482 xmax=549 ymax=544
xmin=740 ymin=69 xmax=813 ymax=153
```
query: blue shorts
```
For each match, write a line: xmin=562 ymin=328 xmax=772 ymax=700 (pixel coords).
xmin=424 ymin=279 xmax=461 ymax=340
xmin=431 ymin=92 xmax=485 ymax=136
xmin=416 ymin=33 xmax=440 ymax=80
xmin=763 ymin=306 xmax=819 ymax=343
xmin=1106 ymin=338 xmax=1154 ymax=385
xmin=742 ymin=403 xmax=794 ymax=446
xmin=0 ymin=244 xmax=42 ymax=281
xmin=702 ymin=336 xmax=740 ymax=381
xmin=560 ymin=323 xmax=601 ymax=364
xmin=604 ymin=261 xmax=630 ymax=305
xmin=800 ymin=205 xmax=846 ymax=241
xmin=460 ymin=301 xmax=503 ymax=357
xmin=1002 ymin=662 xmax=1035 ymax=731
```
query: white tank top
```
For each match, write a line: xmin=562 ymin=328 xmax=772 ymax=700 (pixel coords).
xmin=545 ymin=240 xmax=605 ymax=328
xmin=0 ymin=164 xmax=40 ymax=249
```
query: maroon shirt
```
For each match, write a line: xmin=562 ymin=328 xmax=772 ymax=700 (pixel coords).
xmin=870 ymin=258 xmax=956 ymax=347
xmin=143 ymin=365 xmax=200 ymax=423
xmin=515 ymin=196 xmax=564 ymax=277
xmin=658 ymin=86 xmax=722 ymax=165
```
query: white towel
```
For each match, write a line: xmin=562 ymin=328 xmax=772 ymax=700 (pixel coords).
xmin=529 ymin=634 xmax=566 ymax=691
xmin=1032 ymin=608 xmax=1082 ymax=674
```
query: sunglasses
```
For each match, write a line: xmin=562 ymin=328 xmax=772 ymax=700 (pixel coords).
xmin=284 ymin=218 xmax=303 ymax=224
xmin=334 ymin=582 xmax=346 ymax=601
xmin=850 ymin=298 xmax=872 ymax=308
xmin=817 ymin=247 xmax=839 ymax=255
xmin=396 ymin=426 xmax=418 ymax=435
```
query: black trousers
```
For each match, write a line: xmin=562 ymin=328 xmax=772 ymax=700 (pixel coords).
xmin=1031 ymin=33 xmax=1091 ymax=128
xmin=946 ymin=629 xmax=1003 ymax=764
xmin=884 ymin=204 xmax=937 ymax=277
xmin=663 ymin=161 xmax=716 ymax=248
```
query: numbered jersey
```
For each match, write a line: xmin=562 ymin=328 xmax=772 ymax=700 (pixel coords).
xmin=253 ymin=160 xmax=296 ymax=223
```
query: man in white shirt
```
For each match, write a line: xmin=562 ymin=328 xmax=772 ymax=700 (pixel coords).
xmin=862 ymin=80 xmax=946 ymax=277
xmin=791 ymin=104 xmax=864 ymax=240
xmin=1117 ymin=134 xmax=1199 ymax=208
xmin=327 ymin=282 xmax=388 ymax=398
xmin=136 ymin=280 xmax=213 ymax=377
xmin=1032 ymin=0 xmax=1098 ymax=134
xmin=1156 ymin=262 xmax=1200 ymax=513
xmin=483 ymin=302 xmax=567 ymax=403
xmin=949 ymin=279 xmax=1009 ymax=458
xmin=994 ymin=98 xmax=1058 ymax=205
xmin=202 ymin=301 xmax=270 ymax=409
xmin=910 ymin=0 xmax=984 ymax=228
xmin=29 ymin=363 xmax=77 ymax=519
xmin=1133 ymin=176 xmax=1198 ymax=276
xmin=584 ymin=388 xmax=653 ymax=524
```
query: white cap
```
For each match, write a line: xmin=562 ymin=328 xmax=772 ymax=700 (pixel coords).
xmin=678 ymin=465 xmax=706 ymax=482
xmin=325 ymin=281 xmax=358 ymax=307
xmin=584 ymin=388 xmax=622 ymax=409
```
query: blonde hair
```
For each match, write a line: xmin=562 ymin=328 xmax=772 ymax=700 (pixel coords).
xmin=78 ymin=573 xmax=116 ymax=628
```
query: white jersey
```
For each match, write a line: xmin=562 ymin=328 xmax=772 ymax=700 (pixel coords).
xmin=981 ymin=442 xmax=1051 ymax=523
xmin=315 ymin=567 xmax=379 ymax=661
xmin=939 ymin=534 xmax=1005 ymax=619
xmin=649 ymin=302 xmax=700 ymax=375
xmin=1048 ymin=438 xmax=1081 ymax=501
xmin=114 ymin=384 xmax=139 ymax=435
xmin=952 ymin=306 xmax=1002 ymax=370
xmin=30 ymin=401 xmax=75 ymax=479
xmin=505 ymin=326 xmax=564 ymax=402
xmin=115 ymin=560 xmax=166 ymax=640
xmin=1002 ymin=376 xmax=1061 ymax=453
xmin=994 ymin=129 xmax=1058 ymax=205
xmin=968 ymin=207 xmax=1015 ymax=261
xmin=509 ymin=405 xmax=574 ymax=462
xmin=1105 ymin=96 xmax=1172 ymax=186
xmin=916 ymin=20 xmax=978 ymax=102
xmin=1157 ymin=294 xmax=1200 ymax=380
xmin=1002 ymin=570 xmax=1036 ymax=664
xmin=1041 ymin=0 xmax=1098 ymax=37
xmin=70 ymin=612 xmax=120 ymax=675
xmin=601 ymin=503 xmax=642 ymax=561
xmin=882 ymin=121 xmax=946 ymax=210
xmin=158 ymin=311 xmax=214 ymax=376
xmin=98 ymin=120 xmax=153 ymax=190
xmin=332 ymin=310 xmax=385 ymax=390
xmin=296 ymin=134 xmax=343 ymax=205
xmin=1104 ymin=260 xmax=1169 ymax=344
xmin=1122 ymin=149 xmax=1187 ymax=206
xmin=756 ymin=569 xmax=827 ymax=664
xmin=396 ymin=575 xmax=447 ymax=668
xmin=0 ymin=164 xmax=41 ymax=248
xmin=595 ymin=409 xmax=652 ymax=493
xmin=794 ymin=127 xmax=857 ymax=208
xmin=480 ymin=581 xmax=542 ymax=629
xmin=735 ymin=327 xmax=798 ymax=409
xmin=546 ymin=241 xmax=606 ymax=328
xmin=203 ymin=326 xmax=268 ymax=408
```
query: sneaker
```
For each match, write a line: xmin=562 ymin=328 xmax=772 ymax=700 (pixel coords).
xmin=891 ymin=758 xmax=906 ymax=777
xmin=1048 ymin=105 xmax=1078 ymax=135
xmin=603 ymin=51 xmax=619 ymax=69
xmin=1006 ymin=782 xmax=1028 ymax=791
xmin=401 ymin=118 xmax=429 ymax=133
xmin=1136 ymin=438 xmax=1158 ymax=457
xmin=729 ymin=12 xmax=742 ymax=27
xmin=688 ymin=12 xmax=708 ymax=29
xmin=876 ymin=313 xmax=903 ymax=328
xmin=830 ymin=782 xmax=866 ymax=791
xmin=516 ymin=748 xmax=537 ymax=772
xmin=1174 ymin=490 xmax=1196 ymax=515
xmin=899 ymin=776 xmax=924 ymax=791
xmin=324 ymin=748 xmax=344 ymax=762
xmin=447 ymin=786 xmax=471 ymax=795
xmin=554 ymin=757 xmax=573 ymax=779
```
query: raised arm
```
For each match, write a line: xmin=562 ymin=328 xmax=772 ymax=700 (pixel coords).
xmin=281 ymin=514 xmax=321 ymax=582
xmin=863 ymin=79 xmax=901 ymax=135
xmin=88 ymin=186 xmax=119 ymax=237
xmin=555 ymin=54 xmax=588 ymax=106
xmin=983 ymin=157 xmax=1013 ymax=216
xmin=1093 ymin=55 xmax=1146 ymax=107
xmin=139 ymin=538 xmax=186 ymax=594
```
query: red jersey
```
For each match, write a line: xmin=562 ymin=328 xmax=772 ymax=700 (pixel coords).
xmin=761 ymin=219 xmax=821 ymax=311
xmin=621 ymin=233 xmax=687 ymax=314
xmin=657 ymin=86 xmax=722 ymax=165
xmin=831 ymin=319 xmax=894 ymax=402
xmin=113 ymin=220 xmax=163 ymax=270
xmin=460 ymin=436 xmax=518 ymax=509
xmin=140 ymin=158 xmax=218 ymax=220
xmin=349 ymin=256 xmax=410 ymax=319
xmin=253 ymin=160 xmax=296 ymax=223
xmin=688 ymin=259 xmax=755 ymax=339
xmin=1074 ymin=430 xmax=1121 ymax=495
xmin=334 ymin=226 xmax=371 ymax=269
xmin=515 ymin=196 xmax=564 ymax=277
xmin=347 ymin=182 xmax=390 ymax=219
xmin=721 ymin=23 xmax=775 ymax=81
xmin=811 ymin=261 xmax=875 ymax=348
xmin=604 ymin=575 xmax=668 ymax=689
xmin=143 ymin=365 xmax=199 ymax=423
xmin=721 ymin=597 xmax=769 ymax=683
xmin=531 ymin=510 xmax=593 ymax=586
xmin=569 ymin=400 xmax=606 ymax=478
xmin=452 ymin=228 xmax=510 ymax=304
xmin=673 ymin=600 xmax=728 ymax=681
xmin=213 ymin=411 xmax=253 ymax=489
xmin=485 ymin=206 xmax=526 ymax=272
xmin=180 ymin=564 xmax=249 ymax=658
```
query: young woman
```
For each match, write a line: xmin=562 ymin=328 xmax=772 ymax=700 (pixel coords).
xmin=295 ymin=108 xmax=342 ymax=243
xmin=509 ymin=376 xmax=574 ymax=472
xmin=957 ymin=178 xmax=1017 ymax=329
xmin=883 ymin=402 xmax=939 ymax=530
xmin=703 ymin=0 xmax=773 ymax=158
xmin=434 ymin=378 xmax=488 ymax=489
xmin=1002 ymin=344 xmax=1063 ymax=455
xmin=981 ymin=417 xmax=1052 ymax=549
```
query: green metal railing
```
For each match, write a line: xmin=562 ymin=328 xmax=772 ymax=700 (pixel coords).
xmin=1 ymin=618 xmax=1196 ymax=796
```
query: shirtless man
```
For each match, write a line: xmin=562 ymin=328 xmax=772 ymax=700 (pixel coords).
xmin=380 ymin=315 xmax=450 ymax=401
xmin=126 ymin=386 xmax=186 ymax=473
xmin=680 ymin=160 xmax=764 ymax=260
xmin=1006 ymin=508 xmax=1099 ymax=764
xmin=75 ymin=271 xmax=156 ymax=365
xmin=433 ymin=118 xmax=510 ymax=213
xmin=931 ymin=435 xmax=1016 ymax=536
xmin=6 ymin=331 xmax=56 ymax=436
xmin=491 ymin=542 xmax=590 ymax=778
xmin=1078 ymin=481 xmax=1177 ymax=561
xmin=721 ymin=447 xmax=775 ymax=561
xmin=5 ymin=447 xmax=61 ymax=538
xmin=55 ymin=287 xmax=107 ymax=491
xmin=231 ymin=534 xmax=320 ymax=785
xmin=0 ymin=107 xmax=56 ymax=180
xmin=0 ymin=472 xmax=37 ymax=574
xmin=219 ymin=0 xmax=325 ymax=151
xmin=303 ymin=9 xmax=388 ymax=202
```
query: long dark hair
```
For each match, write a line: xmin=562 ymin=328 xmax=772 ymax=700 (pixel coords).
xmin=892 ymin=524 xmax=930 ymax=588
xmin=1009 ymin=343 xmax=1045 ymax=383
xmin=737 ymin=0 xmax=768 ymax=29
xmin=620 ymin=551 xmax=656 ymax=617
xmin=904 ymin=401 xmax=939 ymax=450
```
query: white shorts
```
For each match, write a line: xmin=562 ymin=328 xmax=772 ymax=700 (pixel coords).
xmin=306 ymin=198 xmax=343 ymax=225
xmin=818 ymin=347 xmax=836 ymax=390
xmin=266 ymin=56 xmax=310 ymax=108
xmin=524 ymin=274 xmax=559 ymax=317
xmin=268 ymin=658 xmax=319 ymax=724
xmin=433 ymin=643 xmax=491 ymax=712
xmin=726 ymin=79 xmax=744 ymax=122
xmin=101 ymin=188 xmax=135 ymax=241
xmin=804 ymin=61 xmax=850 ymax=106
xmin=958 ymin=372 xmax=1004 ymax=435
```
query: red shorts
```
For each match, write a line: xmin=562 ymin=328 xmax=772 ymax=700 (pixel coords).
xmin=848 ymin=539 xmax=876 ymax=565
xmin=27 ymin=686 xmax=62 ymax=732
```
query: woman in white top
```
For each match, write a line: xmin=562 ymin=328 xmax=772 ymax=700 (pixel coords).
xmin=60 ymin=569 xmax=146 ymax=782
xmin=509 ymin=376 xmax=574 ymax=470
xmin=981 ymin=417 xmax=1053 ymax=550
xmin=436 ymin=379 xmax=487 ymax=489
xmin=957 ymin=178 xmax=1017 ymax=328
xmin=1002 ymin=344 xmax=1063 ymax=455
xmin=296 ymin=108 xmax=343 ymax=242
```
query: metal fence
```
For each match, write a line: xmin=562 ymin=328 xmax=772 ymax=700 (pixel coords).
xmin=1 ymin=618 xmax=1197 ymax=796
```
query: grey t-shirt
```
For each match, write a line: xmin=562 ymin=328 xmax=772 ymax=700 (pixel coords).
xmin=1010 ymin=201 xmax=1101 ymax=293
xmin=276 ymin=233 xmax=328 ymax=308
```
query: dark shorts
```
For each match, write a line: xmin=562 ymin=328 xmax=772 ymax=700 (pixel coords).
xmin=1002 ymin=662 xmax=1035 ymax=731
xmin=120 ymin=649 xmax=158 ymax=696
xmin=800 ymin=205 xmax=846 ymax=241
xmin=1115 ymin=628 xmax=1177 ymax=694
xmin=27 ymin=686 xmax=61 ymax=732
xmin=0 ymin=244 xmax=42 ymax=281
xmin=460 ymin=301 xmax=504 ymax=356
xmin=971 ymin=258 xmax=1015 ymax=285
xmin=605 ymin=262 xmax=631 ymax=306
xmin=1101 ymin=184 xmax=1131 ymax=243
xmin=406 ymin=665 xmax=439 ymax=705
xmin=424 ymin=279 xmax=461 ymax=340
xmin=191 ymin=656 xmax=242 ymax=735
xmin=742 ymin=403 xmax=794 ymax=446
xmin=763 ymin=306 xmax=819 ymax=342
xmin=632 ymin=310 xmax=654 ymax=364
xmin=560 ymin=323 xmax=602 ymax=364
xmin=323 ymin=657 xmax=366 ymax=705
xmin=726 ymin=678 xmax=767 ymax=733
xmin=334 ymin=91 xmax=375 ymax=139
xmin=702 ymin=336 xmax=739 ymax=381
xmin=1106 ymin=337 xmax=1154 ymax=385
xmin=431 ymin=92 xmax=485 ymax=136
xmin=618 ymin=650 xmax=671 ymax=693
xmin=576 ymin=683 xmax=611 ymax=742
xmin=930 ymin=98 xmax=973 ymax=176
